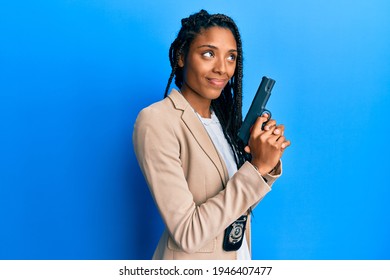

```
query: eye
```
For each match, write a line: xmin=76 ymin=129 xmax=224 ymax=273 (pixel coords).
xmin=202 ymin=51 xmax=214 ymax=58
xmin=227 ymin=53 xmax=236 ymax=62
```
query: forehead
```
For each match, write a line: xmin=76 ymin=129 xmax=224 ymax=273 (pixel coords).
xmin=190 ymin=26 xmax=237 ymax=49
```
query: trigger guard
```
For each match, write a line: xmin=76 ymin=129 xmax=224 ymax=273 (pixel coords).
xmin=263 ymin=110 xmax=272 ymax=121
xmin=261 ymin=110 xmax=272 ymax=130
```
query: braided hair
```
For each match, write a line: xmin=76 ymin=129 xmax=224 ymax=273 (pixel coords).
xmin=164 ymin=9 xmax=249 ymax=168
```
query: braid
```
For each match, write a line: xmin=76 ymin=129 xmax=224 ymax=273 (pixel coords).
xmin=164 ymin=42 xmax=184 ymax=98
xmin=164 ymin=9 xmax=249 ymax=167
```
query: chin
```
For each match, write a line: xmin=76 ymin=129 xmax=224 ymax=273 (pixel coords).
xmin=207 ymin=90 xmax=223 ymax=100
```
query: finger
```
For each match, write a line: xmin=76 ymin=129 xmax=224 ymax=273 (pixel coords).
xmin=251 ymin=113 xmax=270 ymax=137
xmin=263 ymin=119 xmax=276 ymax=131
xmin=281 ymin=140 xmax=291 ymax=150
xmin=274 ymin=135 xmax=286 ymax=148
xmin=265 ymin=120 xmax=285 ymax=138
xmin=273 ymin=124 xmax=285 ymax=136
xmin=244 ymin=146 xmax=251 ymax=153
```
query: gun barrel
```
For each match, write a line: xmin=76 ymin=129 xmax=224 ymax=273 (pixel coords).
xmin=238 ymin=76 xmax=275 ymax=145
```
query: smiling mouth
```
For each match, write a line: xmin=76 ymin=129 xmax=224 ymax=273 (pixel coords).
xmin=207 ymin=78 xmax=228 ymax=88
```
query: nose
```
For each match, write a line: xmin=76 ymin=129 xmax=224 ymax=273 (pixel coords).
xmin=213 ymin=56 xmax=227 ymax=75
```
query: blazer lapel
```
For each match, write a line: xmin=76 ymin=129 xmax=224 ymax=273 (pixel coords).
xmin=168 ymin=90 xmax=229 ymax=185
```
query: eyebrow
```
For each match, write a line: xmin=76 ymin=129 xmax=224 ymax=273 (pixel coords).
xmin=197 ymin=44 xmax=238 ymax=52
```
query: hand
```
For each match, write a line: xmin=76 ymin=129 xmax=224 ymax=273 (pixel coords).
xmin=244 ymin=114 xmax=291 ymax=176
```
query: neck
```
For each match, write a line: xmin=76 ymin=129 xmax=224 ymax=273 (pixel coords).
xmin=180 ymin=87 xmax=212 ymax=118
xmin=194 ymin=106 xmax=212 ymax=118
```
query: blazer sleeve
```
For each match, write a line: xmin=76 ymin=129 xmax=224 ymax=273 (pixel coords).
xmin=133 ymin=106 xmax=276 ymax=254
xmin=248 ymin=160 xmax=282 ymax=210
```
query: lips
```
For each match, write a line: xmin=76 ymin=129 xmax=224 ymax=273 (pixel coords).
xmin=207 ymin=78 xmax=228 ymax=88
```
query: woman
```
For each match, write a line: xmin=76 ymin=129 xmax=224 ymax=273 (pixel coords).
xmin=133 ymin=9 xmax=290 ymax=260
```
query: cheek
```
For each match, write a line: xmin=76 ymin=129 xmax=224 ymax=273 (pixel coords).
xmin=229 ymin=62 xmax=237 ymax=77
xmin=185 ymin=60 xmax=207 ymax=80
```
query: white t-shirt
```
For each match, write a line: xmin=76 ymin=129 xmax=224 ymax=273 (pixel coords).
xmin=197 ymin=111 xmax=251 ymax=260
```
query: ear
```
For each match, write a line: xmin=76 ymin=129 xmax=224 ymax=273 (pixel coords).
xmin=178 ymin=53 xmax=185 ymax=67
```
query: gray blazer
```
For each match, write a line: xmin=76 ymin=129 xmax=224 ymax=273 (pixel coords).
xmin=133 ymin=89 xmax=281 ymax=259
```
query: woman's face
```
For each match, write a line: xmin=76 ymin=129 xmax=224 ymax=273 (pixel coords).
xmin=179 ymin=26 xmax=237 ymax=104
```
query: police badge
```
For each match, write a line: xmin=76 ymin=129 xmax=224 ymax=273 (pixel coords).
xmin=223 ymin=215 xmax=247 ymax=251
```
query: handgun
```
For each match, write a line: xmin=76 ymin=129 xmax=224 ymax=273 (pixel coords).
xmin=238 ymin=76 xmax=275 ymax=145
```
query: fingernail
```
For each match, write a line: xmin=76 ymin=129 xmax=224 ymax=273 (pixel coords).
xmin=281 ymin=143 xmax=286 ymax=148
xmin=264 ymin=125 xmax=270 ymax=130
xmin=274 ymin=129 xmax=280 ymax=134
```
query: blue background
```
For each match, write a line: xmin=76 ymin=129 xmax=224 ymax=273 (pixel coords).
xmin=1 ymin=0 xmax=389 ymax=260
